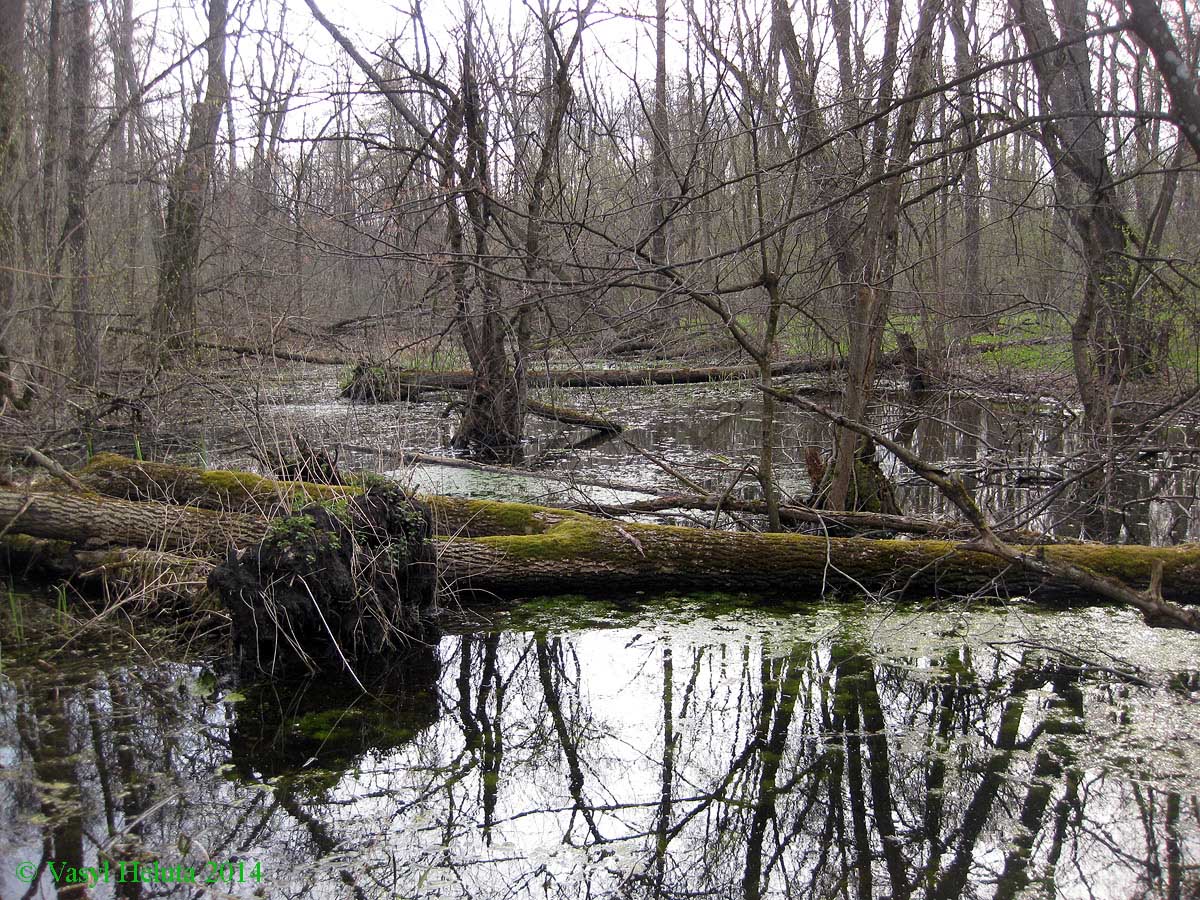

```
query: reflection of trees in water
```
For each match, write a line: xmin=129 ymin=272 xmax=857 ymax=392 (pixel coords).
xmin=0 ymin=629 xmax=1196 ymax=899
xmin=406 ymin=633 xmax=1196 ymax=900
xmin=561 ymin=387 xmax=1200 ymax=544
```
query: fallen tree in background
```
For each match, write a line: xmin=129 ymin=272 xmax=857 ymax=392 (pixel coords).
xmin=337 ymin=337 xmax=1062 ymax=396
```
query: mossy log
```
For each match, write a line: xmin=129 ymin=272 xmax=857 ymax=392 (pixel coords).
xmin=438 ymin=514 xmax=1200 ymax=603
xmin=335 ymin=338 xmax=1064 ymax=395
xmin=74 ymin=453 xmax=580 ymax=538
xmin=8 ymin=458 xmax=1200 ymax=605
xmin=0 ymin=484 xmax=264 ymax=553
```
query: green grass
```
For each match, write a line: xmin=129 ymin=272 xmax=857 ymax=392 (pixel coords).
xmin=978 ymin=341 xmax=1073 ymax=371
xmin=6 ymin=585 xmax=26 ymax=642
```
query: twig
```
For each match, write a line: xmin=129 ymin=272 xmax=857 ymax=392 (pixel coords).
xmin=23 ymin=446 xmax=86 ymax=492
xmin=619 ymin=438 xmax=709 ymax=495
xmin=712 ymin=460 xmax=755 ymax=529
xmin=0 ymin=495 xmax=33 ymax=541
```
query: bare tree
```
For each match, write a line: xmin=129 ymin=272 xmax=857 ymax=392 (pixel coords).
xmin=0 ymin=0 xmax=27 ymax=344
xmin=65 ymin=0 xmax=97 ymax=385
xmin=650 ymin=0 xmax=672 ymax=328
xmin=34 ymin=0 xmax=63 ymax=376
xmin=772 ymin=0 xmax=944 ymax=511
xmin=151 ymin=0 xmax=229 ymax=358
xmin=305 ymin=0 xmax=591 ymax=459
xmin=1010 ymin=0 xmax=1151 ymax=435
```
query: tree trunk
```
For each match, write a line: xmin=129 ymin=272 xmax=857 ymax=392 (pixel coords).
xmin=1011 ymin=0 xmax=1149 ymax=433
xmin=772 ymin=0 xmax=942 ymax=512
xmin=949 ymin=0 xmax=984 ymax=324
xmin=7 ymin=461 xmax=1200 ymax=607
xmin=65 ymin=0 xmax=97 ymax=386
xmin=650 ymin=0 xmax=672 ymax=326
xmin=827 ymin=0 xmax=943 ymax=512
xmin=150 ymin=0 xmax=227 ymax=358
xmin=0 ymin=0 xmax=26 ymax=346
xmin=34 ymin=0 xmax=62 ymax=380
xmin=1123 ymin=0 xmax=1200 ymax=160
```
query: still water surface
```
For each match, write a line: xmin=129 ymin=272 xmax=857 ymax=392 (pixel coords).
xmin=2 ymin=599 xmax=1198 ymax=899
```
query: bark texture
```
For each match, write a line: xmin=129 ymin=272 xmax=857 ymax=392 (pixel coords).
xmin=150 ymin=0 xmax=228 ymax=356
xmin=1123 ymin=0 xmax=1200 ymax=160
xmin=7 ymin=457 xmax=1200 ymax=607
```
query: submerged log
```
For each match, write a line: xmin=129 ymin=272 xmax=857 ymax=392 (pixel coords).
xmin=6 ymin=460 xmax=1200 ymax=606
xmin=524 ymin=399 xmax=622 ymax=433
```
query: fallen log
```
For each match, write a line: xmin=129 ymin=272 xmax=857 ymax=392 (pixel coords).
xmin=336 ymin=337 xmax=1065 ymax=394
xmin=524 ymin=399 xmax=622 ymax=433
xmin=6 ymin=465 xmax=1200 ymax=605
xmin=2 ymin=533 xmax=214 ymax=598
xmin=0 ymin=486 xmax=264 ymax=553
xmin=73 ymin=451 xmax=1010 ymax=541
xmin=437 ymin=515 xmax=1200 ymax=602
xmin=576 ymin=494 xmax=1069 ymax=543
xmin=74 ymin=452 xmax=583 ymax=538
xmin=0 ymin=481 xmax=436 ymax=674
xmin=342 ymin=364 xmax=622 ymax=433
xmin=372 ymin=450 xmax=1035 ymax=539
xmin=340 ymin=357 xmax=851 ymax=393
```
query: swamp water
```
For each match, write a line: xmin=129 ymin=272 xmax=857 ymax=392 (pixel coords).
xmin=186 ymin=365 xmax=1200 ymax=545
xmin=12 ymin=362 xmax=1199 ymax=897
xmin=2 ymin=597 xmax=1198 ymax=899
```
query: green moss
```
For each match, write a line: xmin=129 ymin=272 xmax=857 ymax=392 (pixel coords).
xmin=503 ymin=594 xmax=631 ymax=630
xmin=262 ymin=514 xmax=331 ymax=559
xmin=294 ymin=707 xmax=363 ymax=742
xmin=81 ymin=453 xmax=356 ymax=508
xmin=427 ymin=495 xmax=591 ymax=537
xmin=475 ymin=500 xmax=549 ymax=534
xmin=479 ymin=519 xmax=603 ymax=560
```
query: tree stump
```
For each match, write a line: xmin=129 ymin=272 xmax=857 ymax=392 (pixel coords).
xmin=807 ymin=438 xmax=903 ymax=516
xmin=208 ymin=481 xmax=436 ymax=676
xmin=339 ymin=362 xmax=422 ymax=402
